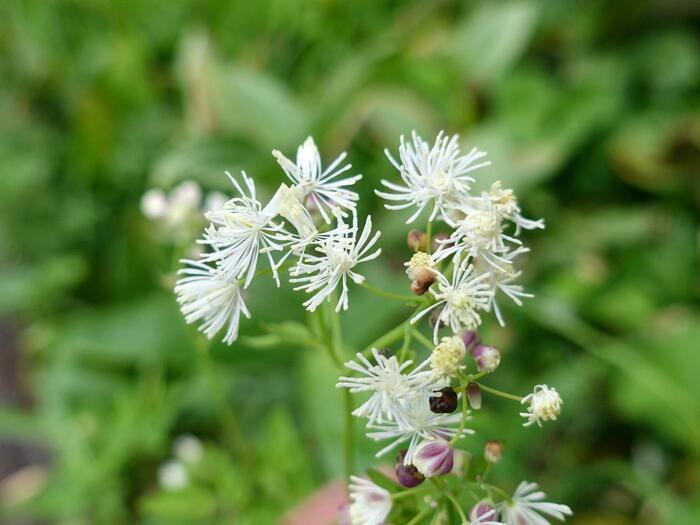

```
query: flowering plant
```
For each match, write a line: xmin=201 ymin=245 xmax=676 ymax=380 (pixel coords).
xmin=173 ymin=132 xmax=571 ymax=525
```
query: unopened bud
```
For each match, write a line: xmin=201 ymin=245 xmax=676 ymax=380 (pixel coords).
xmin=484 ymin=441 xmax=503 ymax=464
xmin=395 ymin=449 xmax=425 ymax=488
xmin=405 ymin=252 xmax=436 ymax=296
xmin=471 ymin=344 xmax=501 ymax=373
xmin=413 ymin=440 xmax=454 ymax=478
xmin=466 ymin=383 xmax=482 ymax=409
xmin=469 ymin=500 xmax=498 ymax=523
xmin=407 ymin=229 xmax=426 ymax=252
xmin=429 ymin=387 xmax=458 ymax=413
xmin=459 ymin=330 xmax=480 ymax=353
xmin=431 ymin=232 xmax=451 ymax=253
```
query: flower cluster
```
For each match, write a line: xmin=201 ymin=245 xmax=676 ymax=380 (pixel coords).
xmin=173 ymin=137 xmax=381 ymax=344
xmin=167 ymin=131 xmax=571 ymax=525
xmin=377 ymin=131 xmax=544 ymax=339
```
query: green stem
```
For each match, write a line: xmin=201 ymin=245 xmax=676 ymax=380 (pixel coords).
xmin=450 ymin=395 xmax=470 ymax=447
xmin=411 ymin=328 xmax=434 ymax=351
xmin=391 ymin=485 xmax=435 ymax=500
xmin=426 ymin=220 xmax=433 ymax=255
xmin=360 ymin=281 xmax=420 ymax=304
xmin=446 ymin=493 xmax=468 ymax=524
xmin=406 ymin=507 xmax=433 ymax=525
xmin=327 ymin=297 xmax=354 ymax=481
xmin=360 ymin=321 xmax=407 ymax=357
xmin=476 ymin=383 xmax=523 ymax=402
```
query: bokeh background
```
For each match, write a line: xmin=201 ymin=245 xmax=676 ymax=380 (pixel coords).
xmin=1 ymin=0 xmax=699 ymax=523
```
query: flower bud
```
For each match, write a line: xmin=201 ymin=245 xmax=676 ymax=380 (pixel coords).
xmin=469 ymin=500 xmax=498 ymax=523
xmin=405 ymin=252 xmax=436 ymax=295
xmin=471 ymin=344 xmax=501 ymax=373
xmin=466 ymin=383 xmax=482 ymax=410
xmin=407 ymin=229 xmax=426 ymax=252
xmin=430 ymin=336 xmax=465 ymax=378
xmin=459 ymin=330 xmax=480 ymax=353
xmin=431 ymin=232 xmax=451 ymax=253
xmin=412 ymin=440 xmax=454 ymax=478
xmin=484 ymin=440 xmax=503 ymax=464
xmin=429 ymin=387 xmax=458 ymax=413
xmin=395 ymin=449 xmax=425 ymax=488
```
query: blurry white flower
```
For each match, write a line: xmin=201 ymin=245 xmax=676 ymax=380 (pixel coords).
xmin=273 ymin=136 xmax=362 ymax=223
xmin=158 ymin=460 xmax=188 ymax=491
xmin=499 ymin=481 xmax=572 ymax=524
xmin=141 ymin=188 xmax=169 ymax=219
xmin=348 ymin=476 xmax=392 ymax=525
xmin=367 ymin=393 xmax=471 ymax=463
xmin=141 ymin=180 xmax=203 ymax=230
xmin=173 ymin=435 xmax=203 ymax=465
xmin=411 ymin=259 xmax=493 ymax=343
xmin=376 ymin=130 xmax=489 ymax=224
xmin=175 ymin=259 xmax=251 ymax=344
xmin=203 ymin=191 xmax=228 ymax=213
xmin=429 ymin=335 xmax=466 ymax=378
xmin=290 ymin=212 xmax=381 ymax=312
xmin=336 ymin=349 xmax=434 ymax=424
xmin=202 ymin=171 xmax=287 ymax=287
xmin=520 ymin=385 xmax=563 ymax=427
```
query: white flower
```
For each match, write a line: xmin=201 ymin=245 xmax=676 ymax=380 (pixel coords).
xmin=141 ymin=188 xmax=169 ymax=219
xmin=520 ymin=385 xmax=563 ymax=427
xmin=434 ymin=203 xmax=520 ymax=271
xmin=348 ymin=476 xmax=392 ymax=525
xmin=336 ymin=349 xmax=435 ymax=424
xmin=430 ymin=335 xmax=466 ymax=378
xmin=266 ymin=182 xmax=318 ymax=242
xmin=290 ymin=212 xmax=382 ymax=312
xmin=173 ymin=435 xmax=203 ymax=465
xmin=485 ymin=181 xmax=544 ymax=233
xmin=367 ymin=393 xmax=472 ymax=463
xmin=499 ymin=481 xmax=572 ymax=524
xmin=158 ymin=460 xmax=188 ymax=491
xmin=411 ymin=259 xmax=494 ymax=343
xmin=273 ymin=136 xmax=362 ymax=223
xmin=473 ymin=247 xmax=533 ymax=326
xmin=141 ymin=180 xmax=203 ymax=229
xmin=175 ymin=259 xmax=251 ymax=344
xmin=201 ymin=171 xmax=287 ymax=287
xmin=376 ymin=130 xmax=490 ymax=224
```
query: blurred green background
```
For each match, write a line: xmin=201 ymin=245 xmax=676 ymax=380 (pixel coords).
xmin=1 ymin=0 xmax=699 ymax=523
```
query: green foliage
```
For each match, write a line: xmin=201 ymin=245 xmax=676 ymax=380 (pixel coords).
xmin=1 ymin=0 xmax=699 ymax=523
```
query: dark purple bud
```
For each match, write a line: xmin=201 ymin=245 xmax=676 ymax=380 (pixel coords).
xmin=429 ymin=387 xmax=458 ymax=413
xmin=395 ymin=449 xmax=425 ymax=487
